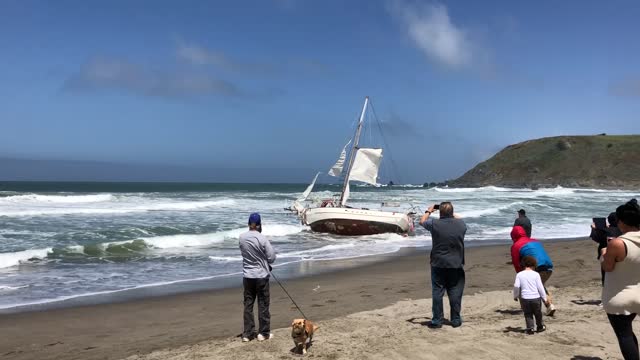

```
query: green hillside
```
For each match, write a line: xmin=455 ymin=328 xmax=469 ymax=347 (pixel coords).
xmin=450 ymin=135 xmax=640 ymax=189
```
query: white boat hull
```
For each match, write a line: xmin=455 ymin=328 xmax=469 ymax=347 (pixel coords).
xmin=302 ymin=207 xmax=413 ymax=235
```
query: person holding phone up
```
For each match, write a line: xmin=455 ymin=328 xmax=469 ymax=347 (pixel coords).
xmin=591 ymin=213 xmax=622 ymax=286
xmin=419 ymin=202 xmax=467 ymax=329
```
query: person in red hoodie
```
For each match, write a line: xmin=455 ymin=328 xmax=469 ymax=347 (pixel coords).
xmin=510 ymin=225 xmax=557 ymax=316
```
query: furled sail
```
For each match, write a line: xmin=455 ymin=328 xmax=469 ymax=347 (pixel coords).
xmin=341 ymin=181 xmax=350 ymax=206
xmin=348 ymin=148 xmax=383 ymax=186
xmin=298 ymin=172 xmax=320 ymax=202
xmin=328 ymin=140 xmax=351 ymax=177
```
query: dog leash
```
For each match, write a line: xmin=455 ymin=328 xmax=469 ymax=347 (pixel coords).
xmin=270 ymin=270 xmax=309 ymax=320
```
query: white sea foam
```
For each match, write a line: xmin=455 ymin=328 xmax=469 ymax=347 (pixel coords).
xmin=458 ymin=202 xmax=523 ymax=218
xmin=0 ymin=271 xmax=244 ymax=311
xmin=0 ymin=198 xmax=236 ymax=217
xmin=0 ymin=285 xmax=29 ymax=292
xmin=0 ymin=248 xmax=52 ymax=269
xmin=0 ymin=194 xmax=114 ymax=203
xmin=105 ymin=224 xmax=305 ymax=250
xmin=209 ymin=256 xmax=242 ymax=262
xmin=431 ymin=186 xmax=512 ymax=193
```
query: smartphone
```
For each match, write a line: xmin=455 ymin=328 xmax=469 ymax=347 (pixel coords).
xmin=434 ymin=204 xmax=440 ymax=210
xmin=593 ymin=217 xmax=606 ymax=230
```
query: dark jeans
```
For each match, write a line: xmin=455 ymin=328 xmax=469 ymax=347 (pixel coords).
xmin=243 ymin=277 xmax=270 ymax=338
xmin=520 ymin=297 xmax=544 ymax=330
xmin=607 ymin=313 xmax=639 ymax=360
xmin=431 ymin=266 xmax=465 ymax=326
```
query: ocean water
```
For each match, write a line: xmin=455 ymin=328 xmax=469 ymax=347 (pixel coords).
xmin=0 ymin=182 xmax=637 ymax=310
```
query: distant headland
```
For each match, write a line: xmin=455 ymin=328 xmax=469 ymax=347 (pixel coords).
xmin=425 ymin=134 xmax=640 ymax=190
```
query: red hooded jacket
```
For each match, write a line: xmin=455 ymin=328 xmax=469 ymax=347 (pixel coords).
xmin=510 ymin=225 xmax=553 ymax=272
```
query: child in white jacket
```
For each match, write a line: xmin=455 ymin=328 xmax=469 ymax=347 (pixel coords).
xmin=514 ymin=256 xmax=549 ymax=334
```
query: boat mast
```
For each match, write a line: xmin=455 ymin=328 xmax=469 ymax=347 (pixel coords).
xmin=339 ymin=96 xmax=369 ymax=206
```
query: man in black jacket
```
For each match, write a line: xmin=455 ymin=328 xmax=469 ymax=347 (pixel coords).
xmin=514 ymin=209 xmax=532 ymax=237
xmin=590 ymin=212 xmax=622 ymax=286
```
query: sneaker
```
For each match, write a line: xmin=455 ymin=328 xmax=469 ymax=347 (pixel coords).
xmin=241 ymin=337 xmax=250 ymax=342
xmin=546 ymin=304 xmax=556 ymax=317
xmin=537 ymin=325 xmax=547 ymax=333
xmin=525 ymin=328 xmax=535 ymax=335
xmin=257 ymin=333 xmax=273 ymax=341
xmin=427 ymin=321 xmax=442 ymax=329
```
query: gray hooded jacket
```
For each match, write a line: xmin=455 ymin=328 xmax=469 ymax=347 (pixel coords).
xmin=239 ymin=230 xmax=276 ymax=278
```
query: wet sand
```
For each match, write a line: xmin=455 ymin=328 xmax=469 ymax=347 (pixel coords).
xmin=0 ymin=238 xmax=608 ymax=360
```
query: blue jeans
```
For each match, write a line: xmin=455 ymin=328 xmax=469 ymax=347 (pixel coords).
xmin=431 ymin=267 xmax=465 ymax=326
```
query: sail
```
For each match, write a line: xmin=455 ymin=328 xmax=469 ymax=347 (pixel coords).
xmin=298 ymin=172 xmax=320 ymax=201
xmin=348 ymin=148 xmax=383 ymax=186
xmin=328 ymin=140 xmax=351 ymax=177
xmin=341 ymin=181 xmax=350 ymax=206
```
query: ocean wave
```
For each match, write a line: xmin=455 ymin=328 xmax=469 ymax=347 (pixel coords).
xmin=0 ymin=248 xmax=52 ymax=269
xmin=0 ymin=285 xmax=29 ymax=292
xmin=0 ymin=194 xmax=114 ymax=203
xmin=432 ymin=186 xmax=520 ymax=193
xmin=458 ymin=201 xmax=523 ymax=218
xmin=143 ymin=224 xmax=304 ymax=249
xmin=0 ymin=271 xmax=244 ymax=311
xmin=209 ymin=256 xmax=243 ymax=262
xmin=65 ymin=224 xmax=304 ymax=255
xmin=0 ymin=198 xmax=237 ymax=217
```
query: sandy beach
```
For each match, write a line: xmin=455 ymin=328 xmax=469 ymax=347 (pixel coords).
xmin=0 ymin=238 xmax=629 ymax=360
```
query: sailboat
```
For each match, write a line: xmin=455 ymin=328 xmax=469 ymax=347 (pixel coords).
xmin=290 ymin=97 xmax=415 ymax=236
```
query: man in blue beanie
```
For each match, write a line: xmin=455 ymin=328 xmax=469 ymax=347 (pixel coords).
xmin=239 ymin=212 xmax=277 ymax=342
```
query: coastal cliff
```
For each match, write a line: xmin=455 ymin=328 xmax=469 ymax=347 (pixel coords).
xmin=449 ymin=134 xmax=640 ymax=189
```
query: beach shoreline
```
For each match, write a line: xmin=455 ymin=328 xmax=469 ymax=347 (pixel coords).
xmin=0 ymin=237 xmax=607 ymax=360
xmin=0 ymin=236 xmax=584 ymax=314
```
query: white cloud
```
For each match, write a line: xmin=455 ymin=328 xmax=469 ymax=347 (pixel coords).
xmin=65 ymin=56 xmax=242 ymax=98
xmin=175 ymin=39 xmax=274 ymax=73
xmin=392 ymin=1 xmax=475 ymax=69
xmin=609 ymin=77 xmax=640 ymax=98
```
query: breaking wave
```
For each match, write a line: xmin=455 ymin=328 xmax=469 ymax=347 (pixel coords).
xmin=0 ymin=224 xmax=305 ymax=268
xmin=0 ymin=194 xmax=114 ymax=203
xmin=0 ymin=248 xmax=52 ymax=269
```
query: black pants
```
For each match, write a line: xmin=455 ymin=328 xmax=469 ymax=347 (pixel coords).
xmin=243 ymin=277 xmax=270 ymax=338
xmin=608 ymin=313 xmax=639 ymax=360
xmin=520 ymin=297 xmax=544 ymax=330
xmin=431 ymin=267 xmax=465 ymax=326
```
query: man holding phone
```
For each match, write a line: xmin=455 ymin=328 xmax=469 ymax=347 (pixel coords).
xmin=590 ymin=212 xmax=622 ymax=286
xmin=420 ymin=202 xmax=467 ymax=329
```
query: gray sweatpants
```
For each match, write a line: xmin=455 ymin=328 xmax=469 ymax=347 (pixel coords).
xmin=520 ymin=297 xmax=544 ymax=330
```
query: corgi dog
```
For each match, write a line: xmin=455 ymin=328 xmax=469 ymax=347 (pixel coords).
xmin=291 ymin=318 xmax=319 ymax=355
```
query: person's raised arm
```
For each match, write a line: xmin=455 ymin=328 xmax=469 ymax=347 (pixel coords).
xmin=601 ymin=238 xmax=626 ymax=272
xmin=420 ymin=204 xmax=436 ymax=229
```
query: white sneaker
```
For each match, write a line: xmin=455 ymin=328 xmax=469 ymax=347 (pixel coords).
xmin=241 ymin=337 xmax=250 ymax=342
xmin=257 ymin=333 xmax=273 ymax=341
xmin=546 ymin=304 xmax=556 ymax=316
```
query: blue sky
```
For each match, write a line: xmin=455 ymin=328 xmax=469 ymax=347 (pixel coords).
xmin=1 ymin=0 xmax=639 ymax=183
